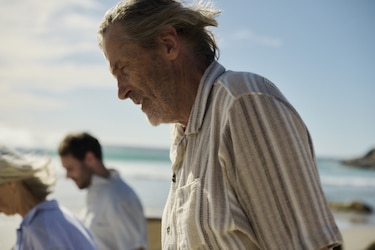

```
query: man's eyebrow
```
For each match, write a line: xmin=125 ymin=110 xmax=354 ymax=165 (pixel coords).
xmin=110 ymin=61 xmax=120 ymax=75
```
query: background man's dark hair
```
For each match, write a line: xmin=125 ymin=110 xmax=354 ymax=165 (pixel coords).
xmin=58 ymin=132 xmax=103 ymax=161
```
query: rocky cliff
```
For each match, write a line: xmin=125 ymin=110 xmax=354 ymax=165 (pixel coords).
xmin=342 ymin=148 xmax=375 ymax=169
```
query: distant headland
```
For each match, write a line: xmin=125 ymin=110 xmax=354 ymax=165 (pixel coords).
xmin=342 ymin=148 xmax=375 ymax=169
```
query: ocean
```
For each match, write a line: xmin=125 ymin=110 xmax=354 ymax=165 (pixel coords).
xmin=1 ymin=145 xmax=375 ymax=249
xmin=54 ymin=145 xmax=375 ymax=227
xmin=317 ymin=157 xmax=375 ymax=228
xmin=51 ymin=146 xmax=173 ymax=218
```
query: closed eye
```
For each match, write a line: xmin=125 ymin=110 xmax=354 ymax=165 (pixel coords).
xmin=120 ymin=66 xmax=127 ymax=75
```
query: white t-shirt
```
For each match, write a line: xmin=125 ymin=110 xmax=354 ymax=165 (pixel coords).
xmin=84 ymin=170 xmax=147 ymax=250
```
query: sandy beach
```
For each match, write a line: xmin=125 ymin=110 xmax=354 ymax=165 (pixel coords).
xmin=147 ymin=218 xmax=162 ymax=250
xmin=340 ymin=227 xmax=375 ymax=250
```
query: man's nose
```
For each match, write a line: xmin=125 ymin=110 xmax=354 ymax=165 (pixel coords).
xmin=118 ymin=86 xmax=127 ymax=100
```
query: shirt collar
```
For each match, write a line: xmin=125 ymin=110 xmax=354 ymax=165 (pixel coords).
xmin=21 ymin=199 xmax=58 ymax=226
xmin=185 ymin=61 xmax=226 ymax=134
xmin=90 ymin=170 xmax=119 ymax=187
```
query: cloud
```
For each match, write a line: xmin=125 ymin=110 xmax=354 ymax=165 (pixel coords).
xmin=0 ymin=84 xmax=65 ymax=110
xmin=1 ymin=0 xmax=101 ymax=59
xmin=0 ymin=122 xmax=44 ymax=148
xmin=219 ymin=28 xmax=283 ymax=48
xmin=1 ymin=63 xmax=114 ymax=92
xmin=0 ymin=0 xmax=116 ymax=113
xmin=0 ymin=0 xmax=108 ymax=90
xmin=0 ymin=0 xmax=119 ymax=150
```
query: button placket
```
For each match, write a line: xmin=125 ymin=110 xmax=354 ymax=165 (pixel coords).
xmin=166 ymin=126 xmax=187 ymax=246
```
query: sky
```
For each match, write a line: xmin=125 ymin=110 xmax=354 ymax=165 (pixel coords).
xmin=0 ymin=0 xmax=374 ymax=158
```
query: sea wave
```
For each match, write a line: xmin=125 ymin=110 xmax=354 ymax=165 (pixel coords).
xmin=321 ymin=176 xmax=375 ymax=187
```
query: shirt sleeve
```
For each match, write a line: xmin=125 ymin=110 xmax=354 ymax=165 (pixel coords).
xmin=220 ymin=93 xmax=341 ymax=249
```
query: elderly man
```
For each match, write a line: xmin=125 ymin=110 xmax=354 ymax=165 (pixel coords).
xmin=97 ymin=0 xmax=342 ymax=249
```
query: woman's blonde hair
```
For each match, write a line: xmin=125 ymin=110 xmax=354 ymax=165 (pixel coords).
xmin=0 ymin=145 xmax=56 ymax=201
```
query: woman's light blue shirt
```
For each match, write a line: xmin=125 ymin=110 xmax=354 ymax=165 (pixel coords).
xmin=15 ymin=199 xmax=97 ymax=250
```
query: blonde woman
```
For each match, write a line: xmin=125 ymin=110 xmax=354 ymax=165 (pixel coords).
xmin=0 ymin=145 xmax=97 ymax=250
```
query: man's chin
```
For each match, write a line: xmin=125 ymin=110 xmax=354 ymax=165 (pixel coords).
xmin=146 ymin=113 xmax=163 ymax=126
xmin=75 ymin=181 xmax=88 ymax=190
xmin=1 ymin=210 xmax=16 ymax=216
xmin=142 ymin=105 xmax=162 ymax=126
xmin=148 ymin=120 xmax=161 ymax=127
xmin=78 ymin=184 xmax=89 ymax=189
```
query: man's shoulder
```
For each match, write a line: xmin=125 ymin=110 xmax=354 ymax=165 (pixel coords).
xmin=217 ymin=70 xmax=266 ymax=93
xmin=101 ymin=177 xmax=135 ymax=197
xmin=214 ymin=70 xmax=287 ymax=105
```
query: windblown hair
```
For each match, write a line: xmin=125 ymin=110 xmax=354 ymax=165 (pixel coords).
xmin=98 ymin=0 xmax=221 ymax=66
xmin=0 ymin=145 xmax=56 ymax=201
xmin=58 ymin=132 xmax=103 ymax=161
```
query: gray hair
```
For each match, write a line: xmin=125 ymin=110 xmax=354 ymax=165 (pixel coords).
xmin=98 ymin=0 xmax=221 ymax=65
xmin=0 ymin=145 xmax=56 ymax=201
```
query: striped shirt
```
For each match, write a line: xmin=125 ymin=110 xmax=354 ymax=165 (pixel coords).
xmin=161 ymin=61 xmax=342 ymax=249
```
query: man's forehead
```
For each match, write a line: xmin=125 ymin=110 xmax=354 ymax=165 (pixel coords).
xmin=61 ymin=154 xmax=78 ymax=163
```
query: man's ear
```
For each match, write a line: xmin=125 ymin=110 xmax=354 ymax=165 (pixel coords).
xmin=83 ymin=152 xmax=96 ymax=168
xmin=159 ymin=25 xmax=179 ymax=60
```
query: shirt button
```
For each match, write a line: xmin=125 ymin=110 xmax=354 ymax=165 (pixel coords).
xmin=167 ymin=226 xmax=170 ymax=234
xmin=172 ymin=173 xmax=176 ymax=183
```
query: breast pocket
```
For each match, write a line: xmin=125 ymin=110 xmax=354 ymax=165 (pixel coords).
xmin=175 ymin=178 xmax=209 ymax=249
